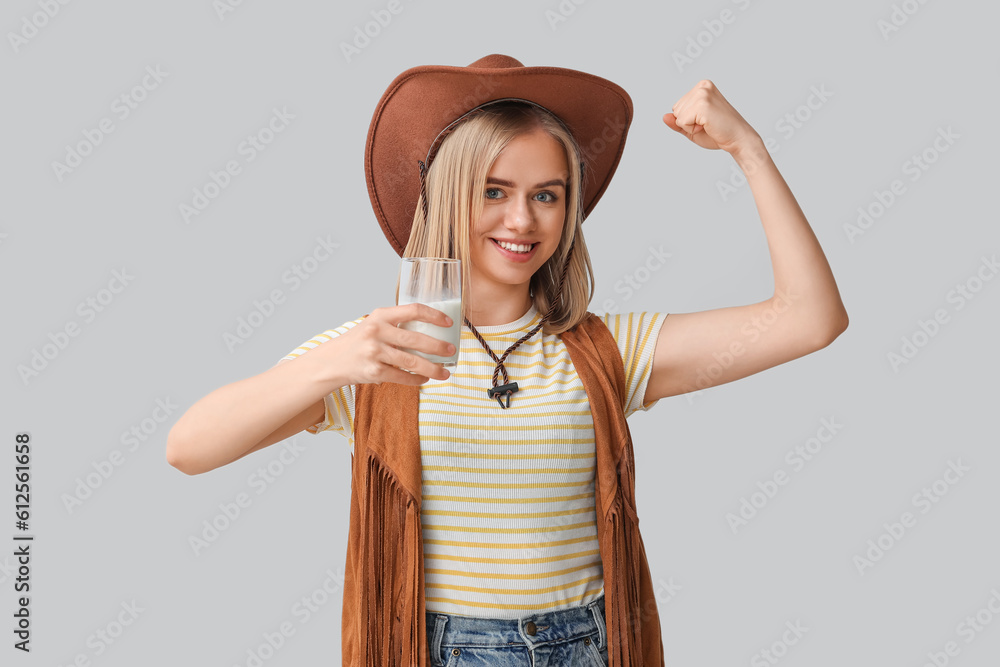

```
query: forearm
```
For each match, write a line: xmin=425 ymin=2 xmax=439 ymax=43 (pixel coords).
xmin=732 ymin=137 xmax=849 ymax=336
xmin=166 ymin=351 xmax=343 ymax=475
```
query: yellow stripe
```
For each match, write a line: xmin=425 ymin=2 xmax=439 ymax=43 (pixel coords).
xmin=421 ymin=521 xmax=593 ymax=535
xmin=624 ymin=312 xmax=637 ymax=391
xmin=423 ymin=535 xmax=595 ymax=549
xmin=423 ymin=480 xmax=593 ymax=490
xmin=420 ymin=450 xmax=595 ymax=460
xmin=321 ymin=397 xmax=336 ymax=433
xmin=420 ymin=408 xmax=592 ymax=418
xmin=344 ymin=390 xmax=353 ymax=429
xmin=422 ymin=549 xmax=600 ymax=565
xmin=419 ymin=393 xmax=590 ymax=406
xmin=330 ymin=391 xmax=344 ymax=422
xmin=438 ymin=372 xmax=581 ymax=387
xmin=330 ymin=390 xmax=352 ymax=434
xmin=424 ymin=587 xmax=604 ymax=611
xmin=419 ymin=421 xmax=594 ymax=431
xmin=424 ymin=575 xmax=603 ymax=595
xmin=422 ymin=492 xmax=593 ymax=504
xmin=421 ymin=465 xmax=595 ymax=474
xmin=425 ymin=561 xmax=600 ymax=580
xmin=421 ymin=506 xmax=595 ymax=519
xmin=629 ymin=313 xmax=658 ymax=408
xmin=418 ymin=435 xmax=592 ymax=445
xmin=454 ymin=357 xmax=574 ymax=371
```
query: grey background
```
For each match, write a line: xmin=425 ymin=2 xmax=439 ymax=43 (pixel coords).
xmin=3 ymin=0 xmax=998 ymax=665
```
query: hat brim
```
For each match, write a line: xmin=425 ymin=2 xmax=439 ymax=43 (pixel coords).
xmin=365 ymin=56 xmax=634 ymax=257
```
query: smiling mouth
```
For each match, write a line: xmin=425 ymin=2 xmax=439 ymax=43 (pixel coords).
xmin=491 ymin=239 xmax=537 ymax=254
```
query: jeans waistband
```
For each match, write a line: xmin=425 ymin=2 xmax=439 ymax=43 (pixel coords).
xmin=425 ymin=594 xmax=606 ymax=655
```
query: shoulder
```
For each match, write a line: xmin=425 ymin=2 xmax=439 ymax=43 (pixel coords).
xmin=559 ymin=311 xmax=617 ymax=352
xmin=562 ymin=311 xmax=606 ymax=335
xmin=598 ymin=311 xmax=667 ymax=338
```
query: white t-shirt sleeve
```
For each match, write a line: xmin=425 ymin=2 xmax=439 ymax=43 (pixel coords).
xmin=599 ymin=312 xmax=669 ymax=417
xmin=276 ymin=317 xmax=365 ymax=442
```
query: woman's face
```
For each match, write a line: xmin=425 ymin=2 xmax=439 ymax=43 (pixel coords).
xmin=468 ymin=128 xmax=569 ymax=301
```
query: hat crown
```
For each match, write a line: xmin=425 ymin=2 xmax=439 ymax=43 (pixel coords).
xmin=467 ymin=53 xmax=524 ymax=69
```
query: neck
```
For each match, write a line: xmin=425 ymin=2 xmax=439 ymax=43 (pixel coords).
xmin=465 ymin=286 xmax=533 ymax=327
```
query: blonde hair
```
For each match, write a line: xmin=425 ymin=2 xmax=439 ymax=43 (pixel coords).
xmin=400 ymin=102 xmax=595 ymax=335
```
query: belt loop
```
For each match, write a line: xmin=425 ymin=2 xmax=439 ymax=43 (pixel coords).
xmin=587 ymin=596 xmax=607 ymax=651
xmin=429 ymin=614 xmax=449 ymax=666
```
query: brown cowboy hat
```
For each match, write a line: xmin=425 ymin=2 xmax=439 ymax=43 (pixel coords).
xmin=364 ymin=53 xmax=634 ymax=257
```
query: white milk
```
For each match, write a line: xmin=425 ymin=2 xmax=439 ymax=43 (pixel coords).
xmin=398 ymin=298 xmax=462 ymax=367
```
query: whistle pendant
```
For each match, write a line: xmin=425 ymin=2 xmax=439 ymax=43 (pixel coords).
xmin=487 ymin=382 xmax=519 ymax=408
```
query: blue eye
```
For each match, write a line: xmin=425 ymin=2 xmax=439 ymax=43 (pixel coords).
xmin=535 ymin=192 xmax=557 ymax=203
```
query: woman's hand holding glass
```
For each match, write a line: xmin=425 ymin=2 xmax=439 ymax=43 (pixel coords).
xmin=329 ymin=304 xmax=455 ymax=386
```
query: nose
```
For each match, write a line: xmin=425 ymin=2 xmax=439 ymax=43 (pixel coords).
xmin=503 ymin=194 xmax=534 ymax=231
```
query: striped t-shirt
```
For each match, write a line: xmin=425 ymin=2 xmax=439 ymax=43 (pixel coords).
xmin=279 ymin=305 xmax=667 ymax=618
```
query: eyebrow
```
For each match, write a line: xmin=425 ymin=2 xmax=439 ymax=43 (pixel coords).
xmin=486 ymin=177 xmax=566 ymax=189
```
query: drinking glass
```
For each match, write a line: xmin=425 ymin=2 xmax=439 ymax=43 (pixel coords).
xmin=396 ymin=257 xmax=462 ymax=368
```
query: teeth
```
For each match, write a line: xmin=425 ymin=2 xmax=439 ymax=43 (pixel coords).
xmin=497 ymin=240 xmax=532 ymax=253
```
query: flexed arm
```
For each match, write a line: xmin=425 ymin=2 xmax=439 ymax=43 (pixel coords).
xmin=644 ymin=80 xmax=848 ymax=403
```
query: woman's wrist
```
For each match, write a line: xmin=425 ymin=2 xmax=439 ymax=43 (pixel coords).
xmin=730 ymin=133 xmax=771 ymax=175
xmin=280 ymin=341 xmax=350 ymax=394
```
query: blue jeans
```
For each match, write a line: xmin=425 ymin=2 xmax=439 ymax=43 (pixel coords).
xmin=425 ymin=594 xmax=609 ymax=666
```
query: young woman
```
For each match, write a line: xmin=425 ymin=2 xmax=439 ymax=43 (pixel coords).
xmin=168 ymin=54 xmax=848 ymax=667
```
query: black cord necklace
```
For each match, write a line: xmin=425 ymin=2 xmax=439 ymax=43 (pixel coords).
xmin=463 ymin=239 xmax=575 ymax=409
xmin=464 ymin=313 xmax=545 ymax=408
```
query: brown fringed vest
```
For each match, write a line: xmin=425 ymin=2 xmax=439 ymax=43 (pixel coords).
xmin=343 ymin=312 xmax=665 ymax=666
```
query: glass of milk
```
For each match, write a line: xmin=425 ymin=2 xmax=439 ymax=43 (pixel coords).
xmin=396 ymin=257 xmax=462 ymax=368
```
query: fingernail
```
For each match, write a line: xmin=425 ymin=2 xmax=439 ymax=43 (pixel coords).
xmin=444 ymin=316 xmax=453 ymax=325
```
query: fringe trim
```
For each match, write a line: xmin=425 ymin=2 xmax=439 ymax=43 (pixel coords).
xmin=606 ymin=444 xmax=643 ymax=667
xmin=357 ymin=449 xmax=424 ymax=667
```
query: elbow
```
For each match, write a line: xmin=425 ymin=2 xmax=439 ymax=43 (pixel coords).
xmin=166 ymin=428 xmax=204 ymax=476
xmin=813 ymin=307 xmax=849 ymax=350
